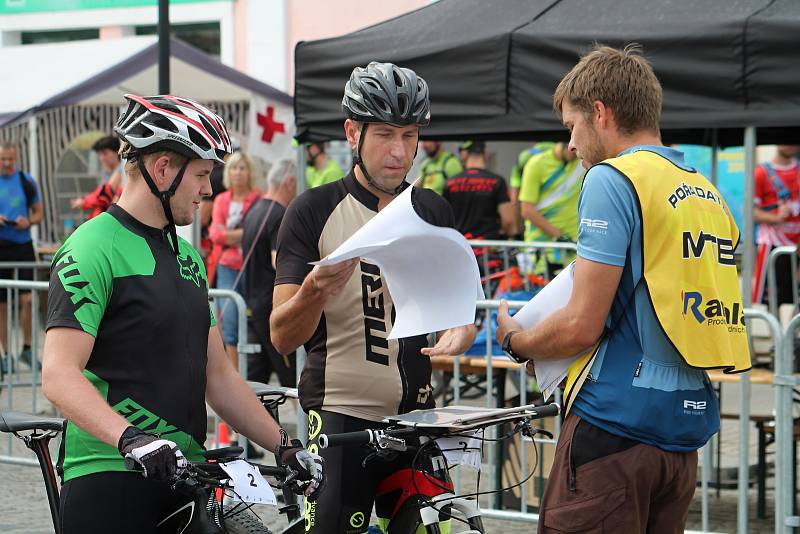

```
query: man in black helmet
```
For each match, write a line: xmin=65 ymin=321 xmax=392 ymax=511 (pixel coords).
xmin=271 ymin=62 xmax=477 ymax=533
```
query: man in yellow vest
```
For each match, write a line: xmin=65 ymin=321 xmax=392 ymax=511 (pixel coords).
xmin=418 ymin=141 xmax=463 ymax=195
xmin=496 ymin=45 xmax=750 ymax=533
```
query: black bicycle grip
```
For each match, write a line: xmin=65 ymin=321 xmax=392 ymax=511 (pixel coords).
xmin=527 ymin=403 xmax=561 ymax=419
xmin=318 ymin=430 xmax=372 ymax=449
xmin=256 ymin=464 xmax=288 ymax=478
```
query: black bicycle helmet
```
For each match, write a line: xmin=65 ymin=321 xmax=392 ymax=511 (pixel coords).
xmin=342 ymin=62 xmax=430 ymax=195
xmin=342 ymin=62 xmax=430 ymax=127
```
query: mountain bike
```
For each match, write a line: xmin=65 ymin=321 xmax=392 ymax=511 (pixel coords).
xmin=319 ymin=402 xmax=560 ymax=534
xmin=0 ymin=381 xmax=306 ymax=534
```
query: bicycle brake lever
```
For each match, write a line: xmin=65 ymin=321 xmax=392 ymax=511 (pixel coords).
xmin=375 ymin=434 xmax=407 ymax=452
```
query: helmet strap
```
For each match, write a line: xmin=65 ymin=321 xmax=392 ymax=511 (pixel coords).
xmin=136 ymin=156 xmax=191 ymax=255
xmin=353 ymin=123 xmax=405 ymax=197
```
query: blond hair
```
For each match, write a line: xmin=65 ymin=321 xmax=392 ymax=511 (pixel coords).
xmin=222 ymin=151 xmax=255 ymax=190
xmin=553 ymin=44 xmax=662 ymax=135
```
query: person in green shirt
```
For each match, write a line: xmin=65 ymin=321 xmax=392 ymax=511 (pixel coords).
xmin=305 ymin=142 xmax=345 ymax=189
xmin=418 ymin=141 xmax=463 ymax=194
xmin=519 ymin=142 xmax=584 ymax=276
xmin=509 ymin=142 xmax=556 ymax=201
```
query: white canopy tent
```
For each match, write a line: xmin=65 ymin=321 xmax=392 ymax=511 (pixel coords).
xmin=0 ymin=36 xmax=292 ymax=242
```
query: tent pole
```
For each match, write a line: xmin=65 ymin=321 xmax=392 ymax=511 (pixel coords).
xmin=158 ymin=0 xmax=170 ymax=94
xmin=296 ymin=142 xmax=307 ymax=197
xmin=742 ymin=126 xmax=755 ymax=309
xmin=710 ymin=129 xmax=719 ymax=187
xmin=294 ymin=142 xmax=308 ymax=445
xmin=27 ymin=115 xmax=39 ymax=244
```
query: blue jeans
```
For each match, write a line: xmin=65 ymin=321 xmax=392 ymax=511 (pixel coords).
xmin=215 ymin=264 xmax=243 ymax=346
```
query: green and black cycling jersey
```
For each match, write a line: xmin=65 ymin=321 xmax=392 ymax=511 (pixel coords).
xmin=46 ymin=204 xmax=214 ymax=482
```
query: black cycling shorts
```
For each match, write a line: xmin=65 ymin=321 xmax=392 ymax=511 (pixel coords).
xmin=248 ymin=315 xmax=296 ymax=388
xmin=304 ymin=409 xmax=452 ymax=534
xmin=59 ymin=471 xmax=192 ymax=534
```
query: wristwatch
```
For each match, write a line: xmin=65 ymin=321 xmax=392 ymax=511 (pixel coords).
xmin=502 ymin=331 xmax=525 ymax=364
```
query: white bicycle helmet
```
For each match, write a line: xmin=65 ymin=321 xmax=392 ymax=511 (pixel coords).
xmin=114 ymin=94 xmax=233 ymax=254
xmin=115 ymin=94 xmax=232 ymax=164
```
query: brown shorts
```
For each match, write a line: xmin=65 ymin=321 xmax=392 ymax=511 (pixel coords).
xmin=538 ymin=414 xmax=698 ymax=534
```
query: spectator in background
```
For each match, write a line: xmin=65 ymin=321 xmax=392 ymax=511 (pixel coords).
xmin=306 ymin=142 xmax=344 ymax=188
xmin=443 ymin=141 xmax=515 ymax=240
xmin=199 ymin=161 xmax=228 ymax=264
xmin=0 ymin=142 xmax=43 ymax=371
xmin=519 ymin=142 xmax=584 ymax=276
xmin=753 ymin=144 xmax=800 ymax=305
xmin=508 ymin=142 xmax=555 ymax=236
xmin=208 ymin=151 xmax=261 ymax=369
xmin=458 ymin=140 xmax=473 ymax=165
xmin=71 ymin=136 xmax=124 ymax=219
xmin=419 ymin=140 xmax=462 ymax=195
xmin=241 ymin=159 xmax=298 ymax=389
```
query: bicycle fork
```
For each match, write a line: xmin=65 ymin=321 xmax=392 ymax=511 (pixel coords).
xmin=420 ymin=494 xmax=484 ymax=534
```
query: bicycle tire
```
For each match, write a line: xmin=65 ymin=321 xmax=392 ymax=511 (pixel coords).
xmin=222 ymin=504 xmax=273 ymax=534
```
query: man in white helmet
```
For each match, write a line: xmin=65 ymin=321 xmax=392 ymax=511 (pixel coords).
xmin=42 ymin=94 xmax=325 ymax=533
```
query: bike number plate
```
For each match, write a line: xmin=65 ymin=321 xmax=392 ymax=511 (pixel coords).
xmin=436 ymin=430 xmax=482 ymax=471
xmin=220 ymin=460 xmax=277 ymax=505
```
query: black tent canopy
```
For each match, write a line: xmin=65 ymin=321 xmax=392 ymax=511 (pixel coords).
xmin=294 ymin=0 xmax=800 ymax=145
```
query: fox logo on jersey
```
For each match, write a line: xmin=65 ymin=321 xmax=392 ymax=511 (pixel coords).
xmin=177 ymin=253 xmax=204 ymax=288
xmin=52 ymin=249 xmax=98 ymax=310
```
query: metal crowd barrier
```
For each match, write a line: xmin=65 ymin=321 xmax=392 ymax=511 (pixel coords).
xmin=468 ymin=239 xmax=578 ymax=296
xmin=767 ymin=246 xmax=798 ymax=319
xmin=777 ymin=315 xmax=800 ymax=533
xmin=1 ymin=278 xmax=48 ymax=467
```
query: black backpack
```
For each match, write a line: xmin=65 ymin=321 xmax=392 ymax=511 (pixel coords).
xmin=17 ymin=170 xmax=38 ymax=208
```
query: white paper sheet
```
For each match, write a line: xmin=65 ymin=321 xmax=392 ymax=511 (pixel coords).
xmin=313 ymin=184 xmax=484 ymax=339
xmin=220 ymin=460 xmax=277 ymax=505
xmin=512 ymin=262 xmax=588 ymax=401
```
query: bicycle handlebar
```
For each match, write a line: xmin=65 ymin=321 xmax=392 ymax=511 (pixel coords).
xmin=319 ymin=403 xmax=560 ymax=449
xmin=318 ymin=427 xmax=418 ymax=449
xmin=124 ymin=454 xmax=289 ymax=481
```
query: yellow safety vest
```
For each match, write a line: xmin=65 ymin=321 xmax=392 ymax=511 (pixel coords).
xmin=563 ymin=150 xmax=751 ymax=413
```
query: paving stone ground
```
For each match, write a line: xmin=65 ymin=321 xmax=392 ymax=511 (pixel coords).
xmin=0 ymin=362 xmax=785 ymax=533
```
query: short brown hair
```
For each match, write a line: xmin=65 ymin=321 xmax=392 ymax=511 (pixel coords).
xmin=0 ymin=142 xmax=17 ymax=152
xmin=120 ymin=140 xmax=189 ymax=178
xmin=553 ymin=44 xmax=662 ymax=135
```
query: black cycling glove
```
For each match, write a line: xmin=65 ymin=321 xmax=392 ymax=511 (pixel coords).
xmin=277 ymin=438 xmax=326 ymax=500
xmin=118 ymin=425 xmax=186 ymax=481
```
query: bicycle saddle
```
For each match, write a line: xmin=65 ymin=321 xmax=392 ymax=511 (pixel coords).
xmin=0 ymin=411 xmax=65 ymax=433
xmin=247 ymin=381 xmax=298 ymax=399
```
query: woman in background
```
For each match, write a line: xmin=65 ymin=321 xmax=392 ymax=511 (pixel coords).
xmin=208 ymin=151 xmax=261 ymax=369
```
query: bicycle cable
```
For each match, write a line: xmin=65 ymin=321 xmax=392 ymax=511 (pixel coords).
xmin=407 ymin=418 xmax=544 ymax=528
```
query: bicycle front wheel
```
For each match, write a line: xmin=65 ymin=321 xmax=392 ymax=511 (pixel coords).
xmin=223 ymin=504 xmax=273 ymax=534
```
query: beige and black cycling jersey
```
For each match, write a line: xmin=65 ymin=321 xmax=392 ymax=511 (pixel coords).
xmin=275 ymin=172 xmax=454 ymax=422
